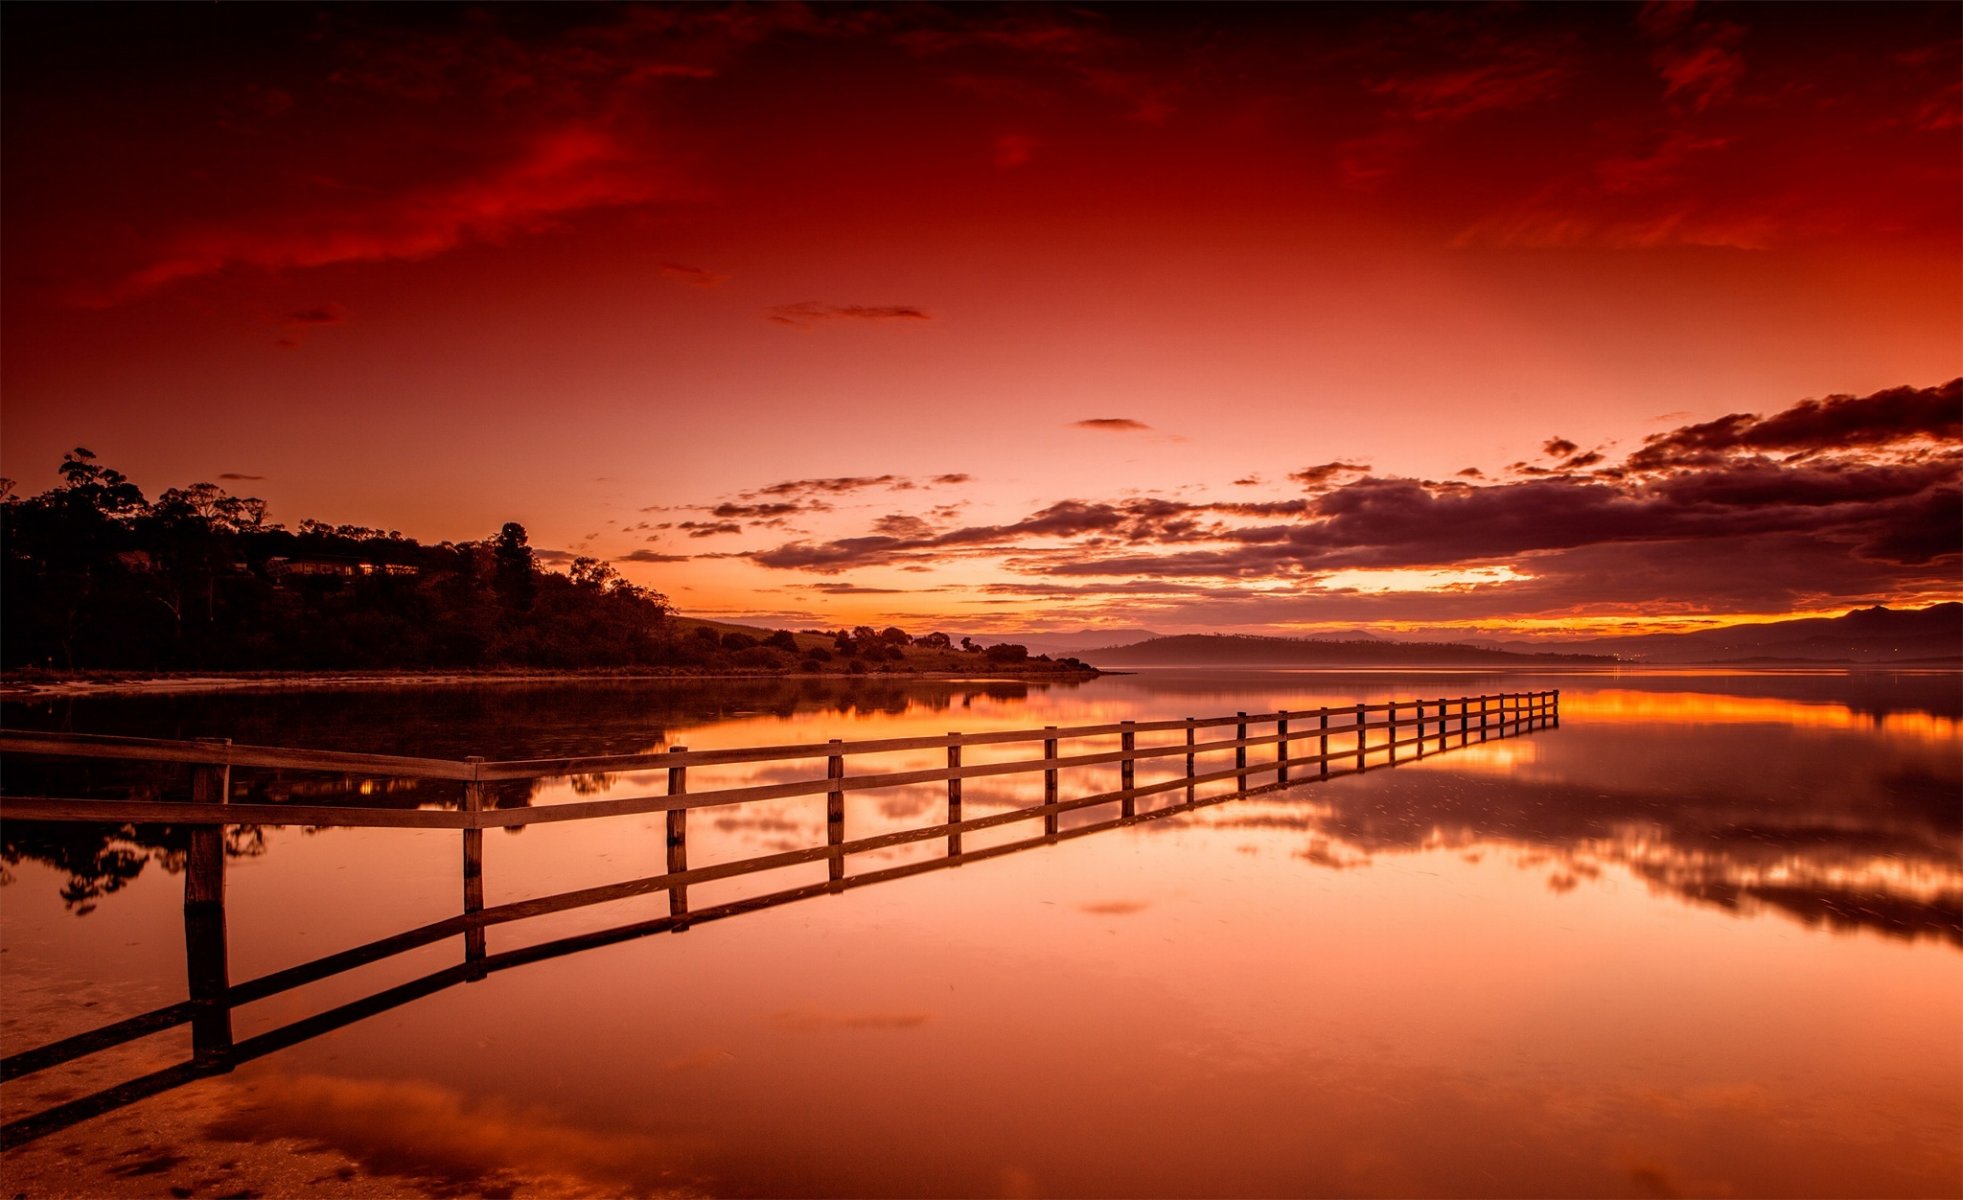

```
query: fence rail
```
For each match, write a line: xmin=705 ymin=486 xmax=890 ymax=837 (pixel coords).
xmin=0 ymin=689 xmax=1557 ymax=1147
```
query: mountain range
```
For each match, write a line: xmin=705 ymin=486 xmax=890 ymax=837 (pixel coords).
xmin=1024 ymin=604 xmax=1959 ymax=667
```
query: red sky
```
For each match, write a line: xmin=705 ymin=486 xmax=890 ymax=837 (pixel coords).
xmin=3 ymin=3 xmax=1958 ymax=639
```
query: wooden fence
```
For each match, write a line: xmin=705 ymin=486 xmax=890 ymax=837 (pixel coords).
xmin=0 ymin=689 xmax=1556 ymax=1145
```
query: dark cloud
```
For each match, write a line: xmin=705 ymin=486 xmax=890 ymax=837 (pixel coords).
xmin=620 ymin=549 xmax=690 ymax=563
xmin=1072 ymin=418 xmax=1151 ymax=432
xmin=1628 ymin=380 xmax=1962 ymax=469
xmin=766 ymin=302 xmax=932 ymax=327
xmin=738 ymin=380 xmax=1960 ymax=618
xmin=873 ymin=514 xmax=935 ymax=538
xmin=680 ymin=521 xmax=741 ymax=538
xmin=748 ymin=475 xmax=906 ymax=498
xmin=1542 ymin=437 xmax=1578 ymax=458
xmin=217 ymin=472 xmax=265 ymax=481
xmin=929 ymin=473 xmax=972 ymax=485
xmin=711 ymin=501 xmax=805 ymax=519
xmin=1289 ymin=461 xmax=1371 ymax=489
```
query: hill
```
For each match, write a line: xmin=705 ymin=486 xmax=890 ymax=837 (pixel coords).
xmin=1489 ymin=603 xmax=1962 ymax=664
xmin=1093 ymin=634 xmax=1614 ymax=667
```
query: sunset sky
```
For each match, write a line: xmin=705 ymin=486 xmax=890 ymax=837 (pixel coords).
xmin=3 ymin=2 xmax=1957 ymax=640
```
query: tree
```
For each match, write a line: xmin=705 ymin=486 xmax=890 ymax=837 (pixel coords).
xmin=493 ymin=522 xmax=535 ymax=612
xmin=917 ymin=631 xmax=952 ymax=650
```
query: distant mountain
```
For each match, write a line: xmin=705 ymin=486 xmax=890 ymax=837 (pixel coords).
xmin=1493 ymin=603 xmax=1962 ymax=664
xmin=1090 ymin=634 xmax=1614 ymax=667
xmin=1011 ymin=629 xmax=1163 ymax=656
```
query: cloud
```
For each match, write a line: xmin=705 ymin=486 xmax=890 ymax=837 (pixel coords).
xmin=1627 ymin=380 xmax=1962 ymax=469
xmin=1289 ymin=461 xmax=1372 ymax=489
xmin=739 ymin=473 xmax=966 ymax=501
xmin=659 ymin=261 xmax=727 ymax=287
xmin=737 ymin=380 xmax=1961 ymax=619
xmin=873 ymin=514 xmax=936 ymax=538
xmin=679 ymin=521 xmax=742 ymax=538
xmin=620 ymin=550 xmax=691 ymax=563
xmin=91 ymin=126 xmax=669 ymax=305
xmin=750 ymin=475 xmax=902 ymax=498
xmin=765 ymin=302 xmax=932 ymax=327
xmin=1071 ymin=418 xmax=1151 ymax=432
xmin=1543 ymin=437 xmax=1579 ymax=458
xmin=711 ymin=502 xmax=805 ymax=519
xmin=217 ymin=472 xmax=265 ymax=481
xmin=283 ymin=304 xmax=347 ymax=326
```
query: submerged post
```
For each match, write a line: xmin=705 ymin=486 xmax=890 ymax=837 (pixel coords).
xmin=666 ymin=746 xmax=689 ymax=919
xmin=1318 ymin=707 xmax=1330 ymax=779
xmin=947 ymin=736 xmax=962 ymax=857
xmin=1276 ymin=711 xmax=1290 ymax=784
xmin=185 ymin=738 xmax=232 ymax=1071
xmin=1120 ymin=721 xmax=1136 ymax=817
xmin=826 ymin=740 xmax=846 ymax=881
xmin=1043 ymin=727 xmax=1060 ymax=836
xmin=462 ymin=756 xmax=488 ymax=966
xmin=1553 ymin=688 xmax=1561 ymax=729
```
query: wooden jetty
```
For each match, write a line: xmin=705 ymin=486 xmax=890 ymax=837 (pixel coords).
xmin=0 ymin=689 xmax=1557 ymax=1145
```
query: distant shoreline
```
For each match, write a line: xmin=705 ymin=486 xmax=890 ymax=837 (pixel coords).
xmin=0 ymin=665 xmax=1106 ymax=700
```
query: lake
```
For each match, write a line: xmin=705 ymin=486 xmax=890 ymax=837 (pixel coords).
xmin=2 ymin=668 xmax=1959 ymax=1198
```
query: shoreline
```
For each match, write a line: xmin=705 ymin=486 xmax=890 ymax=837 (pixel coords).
xmin=0 ymin=665 xmax=1107 ymax=700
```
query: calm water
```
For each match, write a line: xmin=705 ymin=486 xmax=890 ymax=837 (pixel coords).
xmin=2 ymin=669 xmax=1959 ymax=1198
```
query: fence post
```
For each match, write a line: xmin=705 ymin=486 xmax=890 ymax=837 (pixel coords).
xmin=1120 ymin=721 xmax=1136 ymax=817
xmin=1553 ymin=688 xmax=1561 ymax=729
xmin=185 ymin=738 xmax=232 ymax=1071
xmin=1276 ymin=711 xmax=1290 ymax=784
xmin=1235 ymin=712 xmax=1248 ymax=783
xmin=1318 ymin=708 xmax=1330 ymax=779
xmin=1043 ymin=727 xmax=1060 ymax=836
xmin=1479 ymin=695 xmax=1490 ymax=742
xmin=1355 ymin=703 xmax=1368 ymax=772
xmin=666 ymin=746 xmax=689 ymax=918
xmin=947 ymin=736 xmax=962 ymax=857
xmin=1437 ymin=697 xmax=1448 ymax=754
xmin=1184 ymin=719 xmax=1197 ymax=803
xmin=462 ymin=756 xmax=487 ymax=967
xmin=1387 ymin=701 xmax=1398 ymax=765
xmin=826 ymin=740 xmax=846 ymax=881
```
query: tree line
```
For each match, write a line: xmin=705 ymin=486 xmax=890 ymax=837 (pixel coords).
xmin=2 ymin=449 xmax=681 ymax=670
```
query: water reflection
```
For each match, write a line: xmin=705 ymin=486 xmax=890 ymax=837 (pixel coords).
xmin=2 ymin=670 xmax=1958 ymax=1197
